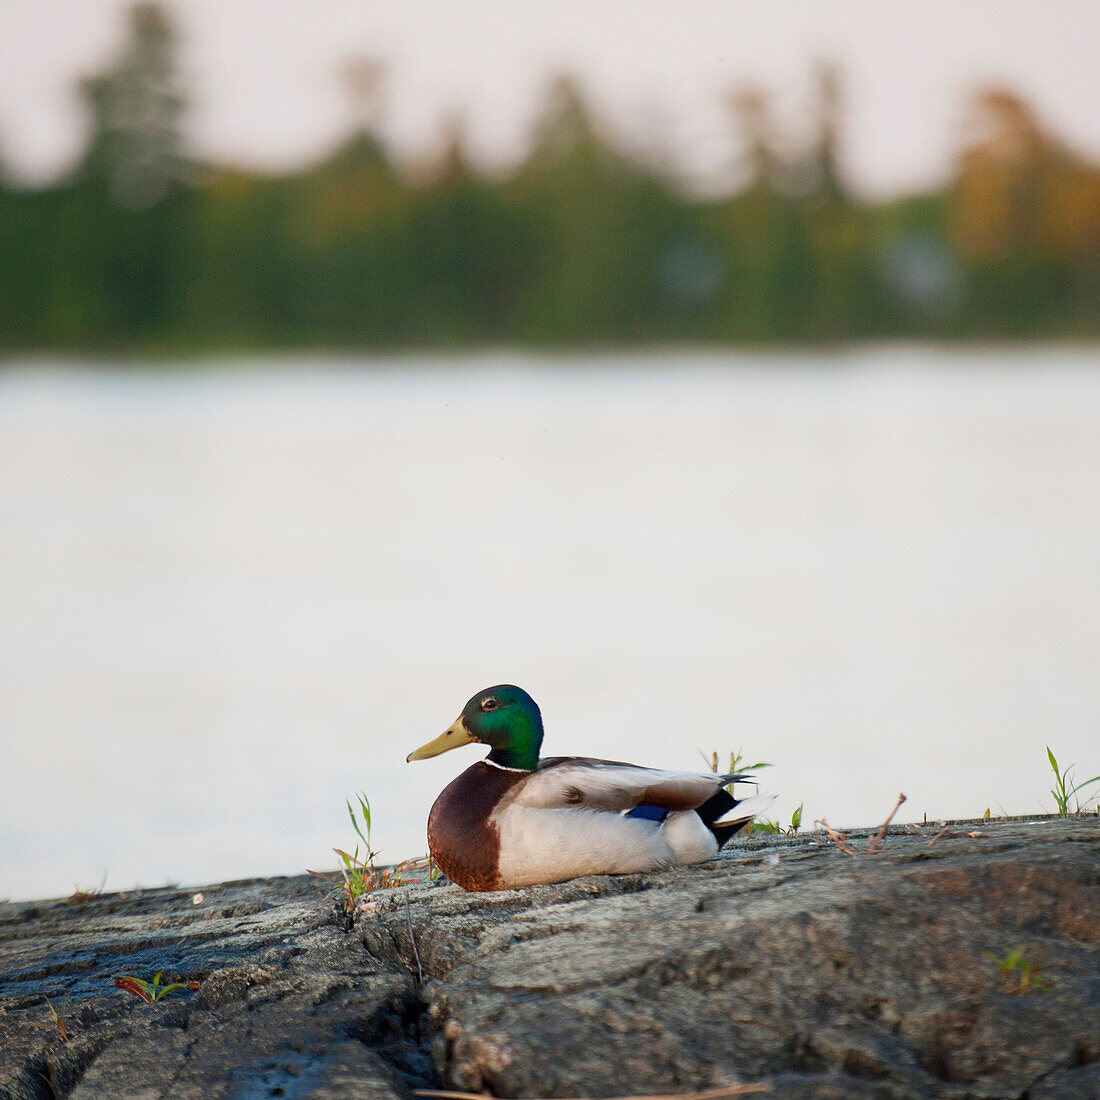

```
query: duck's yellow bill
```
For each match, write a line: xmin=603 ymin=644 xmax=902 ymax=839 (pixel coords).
xmin=406 ymin=719 xmax=475 ymax=762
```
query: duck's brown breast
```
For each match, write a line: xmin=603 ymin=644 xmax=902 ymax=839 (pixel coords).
xmin=426 ymin=761 xmax=528 ymax=891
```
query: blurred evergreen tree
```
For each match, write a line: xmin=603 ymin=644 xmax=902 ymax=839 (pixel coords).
xmin=0 ymin=8 xmax=1096 ymax=354
xmin=68 ymin=1 xmax=192 ymax=344
xmin=384 ymin=119 xmax=536 ymax=342
xmin=509 ymin=76 xmax=691 ymax=341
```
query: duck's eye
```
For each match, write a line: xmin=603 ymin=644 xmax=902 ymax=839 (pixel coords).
xmin=481 ymin=697 xmax=499 ymax=712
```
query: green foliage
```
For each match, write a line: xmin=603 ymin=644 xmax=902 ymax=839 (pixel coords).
xmin=986 ymin=947 xmax=1048 ymax=995
xmin=425 ymin=854 xmax=442 ymax=883
xmin=346 ymin=792 xmax=372 ymax=855
xmin=44 ymin=998 xmax=70 ymax=1041
xmin=113 ymin=970 xmax=195 ymax=1002
xmin=700 ymin=750 xmax=771 ymax=796
xmin=1 ymin=4 xmax=1096 ymax=352
xmin=750 ymin=804 xmax=803 ymax=838
xmin=309 ymin=792 xmax=404 ymax=914
xmin=1045 ymin=747 xmax=1100 ymax=816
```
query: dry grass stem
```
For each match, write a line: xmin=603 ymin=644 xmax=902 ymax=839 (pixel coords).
xmin=414 ymin=1085 xmax=768 ymax=1100
xmin=404 ymin=891 xmax=424 ymax=983
xmin=68 ymin=873 xmax=107 ymax=907
xmin=868 ymin=792 xmax=908 ymax=854
xmin=814 ymin=819 xmax=854 ymax=856
xmin=44 ymin=998 xmax=70 ymax=1041
xmin=928 ymin=827 xmax=951 ymax=846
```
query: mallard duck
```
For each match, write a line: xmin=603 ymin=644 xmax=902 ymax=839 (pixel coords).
xmin=406 ymin=685 xmax=775 ymax=891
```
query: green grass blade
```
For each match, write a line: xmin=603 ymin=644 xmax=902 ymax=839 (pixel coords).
xmin=1068 ymin=775 xmax=1100 ymax=796
xmin=346 ymin=799 xmax=368 ymax=849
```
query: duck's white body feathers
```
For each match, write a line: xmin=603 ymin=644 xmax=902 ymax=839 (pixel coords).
xmin=485 ymin=759 xmax=775 ymax=888
xmin=493 ymin=806 xmax=682 ymax=887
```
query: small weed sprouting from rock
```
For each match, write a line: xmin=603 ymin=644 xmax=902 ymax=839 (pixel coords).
xmin=45 ymin=998 xmax=70 ymax=1038
xmin=113 ymin=971 xmax=198 ymax=1003
xmin=986 ymin=947 xmax=1048 ymax=995
xmin=423 ymin=852 xmax=442 ymax=882
xmin=700 ymin=749 xmax=771 ymax=794
xmin=309 ymin=792 xmax=413 ymax=923
xmin=750 ymin=804 xmax=803 ymax=836
xmin=1046 ymin=747 xmax=1100 ymax=815
xmin=334 ymin=792 xmax=405 ymax=897
xmin=27 ymin=997 xmax=75 ymax=1048
xmin=68 ymin=872 xmax=106 ymax=906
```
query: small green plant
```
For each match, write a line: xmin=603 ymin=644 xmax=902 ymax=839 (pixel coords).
xmin=44 ymin=998 xmax=70 ymax=1041
xmin=309 ymin=793 xmax=404 ymax=915
xmin=426 ymin=853 xmax=442 ymax=882
xmin=334 ymin=792 xmax=399 ymax=897
xmin=752 ymin=805 xmax=805 ymax=836
xmin=986 ymin=947 xmax=1047 ymax=995
xmin=1046 ymin=747 xmax=1100 ymax=815
xmin=113 ymin=971 xmax=196 ymax=1003
xmin=751 ymin=805 xmax=803 ymax=837
xmin=700 ymin=749 xmax=771 ymax=795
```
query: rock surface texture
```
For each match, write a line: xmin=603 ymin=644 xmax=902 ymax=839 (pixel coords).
xmin=1 ymin=817 xmax=1098 ymax=1099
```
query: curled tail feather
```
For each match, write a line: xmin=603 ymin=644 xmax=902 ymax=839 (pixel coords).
xmin=697 ymin=789 xmax=777 ymax=847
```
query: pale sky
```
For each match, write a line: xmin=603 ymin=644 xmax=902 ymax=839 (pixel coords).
xmin=1 ymin=0 xmax=1098 ymax=198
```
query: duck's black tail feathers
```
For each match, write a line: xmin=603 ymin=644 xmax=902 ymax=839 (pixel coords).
xmin=697 ymin=786 xmax=776 ymax=848
xmin=696 ymin=787 xmax=743 ymax=847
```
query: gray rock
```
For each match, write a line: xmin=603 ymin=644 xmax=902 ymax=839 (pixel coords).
xmin=2 ymin=817 xmax=1098 ymax=1098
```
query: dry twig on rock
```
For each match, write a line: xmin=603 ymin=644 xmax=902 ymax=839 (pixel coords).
xmin=415 ymin=1085 xmax=769 ymax=1100
xmin=404 ymin=892 xmax=424 ymax=983
xmin=814 ymin=819 xmax=855 ymax=856
xmin=868 ymin=792 xmax=907 ymax=854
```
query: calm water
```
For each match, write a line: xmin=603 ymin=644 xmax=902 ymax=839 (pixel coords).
xmin=2 ymin=347 xmax=1099 ymax=901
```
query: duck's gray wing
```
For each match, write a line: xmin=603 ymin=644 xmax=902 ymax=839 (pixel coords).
xmin=517 ymin=757 xmax=745 ymax=812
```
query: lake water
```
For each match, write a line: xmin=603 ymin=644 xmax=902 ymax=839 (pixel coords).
xmin=2 ymin=346 xmax=1099 ymax=901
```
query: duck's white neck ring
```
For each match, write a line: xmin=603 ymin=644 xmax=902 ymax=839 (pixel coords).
xmin=482 ymin=759 xmax=529 ymax=773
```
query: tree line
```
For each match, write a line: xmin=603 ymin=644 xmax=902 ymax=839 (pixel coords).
xmin=1 ymin=3 xmax=1097 ymax=353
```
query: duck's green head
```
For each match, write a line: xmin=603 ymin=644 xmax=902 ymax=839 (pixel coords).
xmin=406 ymin=685 xmax=544 ymax=771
